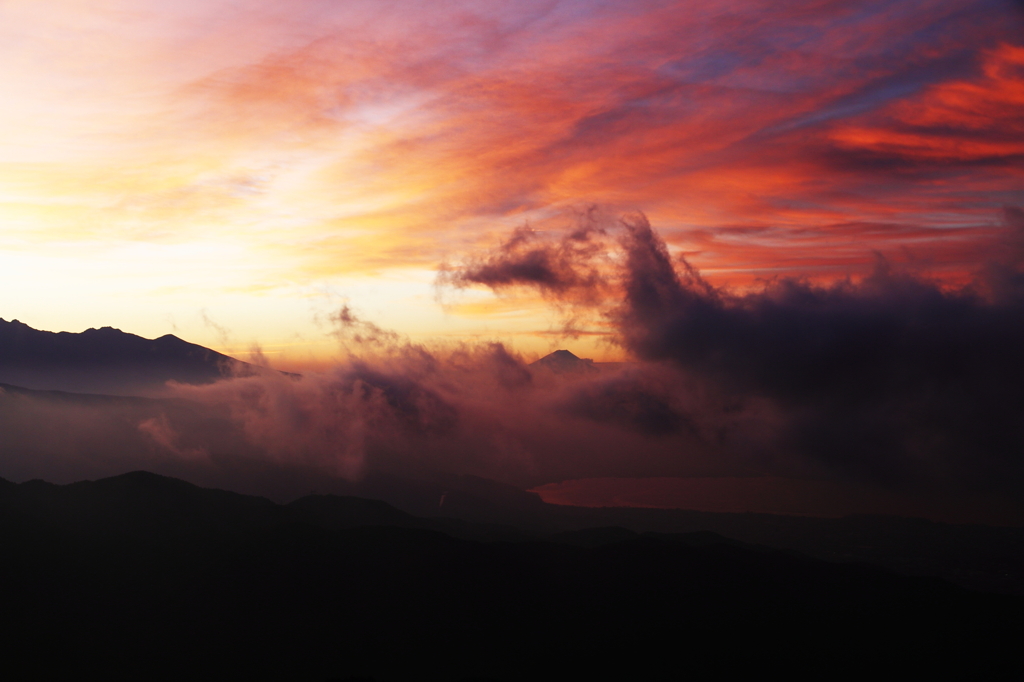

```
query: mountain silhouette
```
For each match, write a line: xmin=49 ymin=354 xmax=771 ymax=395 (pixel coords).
xmin=1 ymin=471 xmax=1021 ymax=680
xmin=530 ymin=349 xmax=597 ymax=373
xmin=0 ymin=318 xmax=258 ymax=395
xmin=4 ymin=373 xmax=1024 ymax=598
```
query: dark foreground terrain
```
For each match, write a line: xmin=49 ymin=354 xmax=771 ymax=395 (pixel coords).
xmin=2 ymin=472 xmax=1022 ymax=680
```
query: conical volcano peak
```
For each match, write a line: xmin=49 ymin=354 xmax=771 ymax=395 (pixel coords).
xmin=531 ymin=349 xmax=596 ymax=373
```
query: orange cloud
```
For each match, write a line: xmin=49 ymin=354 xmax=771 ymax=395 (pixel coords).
xmin=830 ymin=43 xmax=1024 ymax=163
xmin=1 ymin=1 xmax=1022 ymax=352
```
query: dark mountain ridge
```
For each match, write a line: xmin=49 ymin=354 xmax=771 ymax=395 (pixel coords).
xmin=295 ymin=467 xmax=1024 ymax=596
xmin=3 ymin=374 xmax=1023 ymax=597
xmin=1 ymin=471 xmax=1021 ymax=680
xmin=0 ymin=318 xmax=257 ymax=395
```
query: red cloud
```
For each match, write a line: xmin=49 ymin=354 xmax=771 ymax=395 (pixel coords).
xmin=830 ymin=43 xmax=1024 ymax=163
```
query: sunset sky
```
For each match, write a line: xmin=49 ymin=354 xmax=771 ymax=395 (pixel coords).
xmin=1 ymin=0 xmax=1022 ymax=367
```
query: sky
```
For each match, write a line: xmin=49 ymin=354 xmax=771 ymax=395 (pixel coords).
xmin=2 ymin=1 xmax=1024 ymax=521
xmin=1 ymin=0 xmax=1022 ymax=366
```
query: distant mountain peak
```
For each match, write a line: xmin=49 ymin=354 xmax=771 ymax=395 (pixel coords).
xmin=531 ymin=349 xmax=597 ymax=373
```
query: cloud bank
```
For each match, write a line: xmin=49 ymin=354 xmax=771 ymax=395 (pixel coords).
xmin=4 ymin=209 xmax=1023 ymax=521
xmin=440 ymin=207 xmax=1024 ymax=500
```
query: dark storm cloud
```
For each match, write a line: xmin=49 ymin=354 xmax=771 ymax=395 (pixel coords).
xmin=444 ymin=209 xmax=1024 ymax=494
xmin=561 ymin=372 xmax=690 ymax=437
xmin=437 ymin=219 xmax=613 ymax=302
xmin=618 ymin=214 xmax=1024 ymax=485
xmin=341 ymin=364 xmax=459 ymax=436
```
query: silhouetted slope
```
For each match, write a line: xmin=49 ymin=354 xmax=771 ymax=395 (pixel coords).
xmin=311 ymin=472 xmax=1024 ymax=596
xmin=286 ymin=494 xmax=529 ymax=543
xmin=535 ymin=504 xmax=1024 ymax=596
xmin=6 ymin=471 xmax=279 ymax=535
xmin=0 ymin=318 xmax=255 ymax=395
xmin=3 ymin=381 xmax=1022 ymax=597
xmin=0 ymin=473 xmax=1021 ymax=680
xmin=328 ymin=471 xmax=550 ymax=526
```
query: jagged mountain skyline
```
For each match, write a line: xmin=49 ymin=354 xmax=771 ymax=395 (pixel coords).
xmin=0 ymin=317 xmax=256 ymax=396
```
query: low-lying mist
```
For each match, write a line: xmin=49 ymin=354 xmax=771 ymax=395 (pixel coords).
xmin=2 ymin=207 xmax=1023 ymax=521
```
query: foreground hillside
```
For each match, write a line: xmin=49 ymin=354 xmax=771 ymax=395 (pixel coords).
xmin=1 ymin=472 xmax=1020 ymax=680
